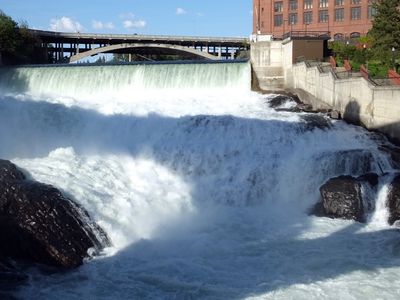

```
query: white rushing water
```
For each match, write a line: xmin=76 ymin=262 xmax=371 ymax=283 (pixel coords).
xmin=1 ymin=61 xmax=400 ymax=299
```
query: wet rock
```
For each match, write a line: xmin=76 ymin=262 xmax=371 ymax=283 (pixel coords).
xmin=268 ymin=95 xmax=294 ymax=108
xmin=378 ymin=144 xmax=400 ymax=169
xmin=0 ymin=160 xmax=25 ymax=181
xmin=329 ymin=110 xmax=341 ymax=120
xmin=318 ymin=175 xmax=364 ymax=222
xmin=299 ymin=114 xmax=331 ymax=131
xmin=387 ymin=174 xmax=400 ymax=225
xmin=313 ymin=174 xmax=379 ymax=222
xmin=357 ymin=173 xmax=379 ymax=188
xmin=0 ymin=160 xmax=110 ymax=269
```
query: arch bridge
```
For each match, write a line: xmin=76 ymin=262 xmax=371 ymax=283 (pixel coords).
xmin=30 ymin=30 xmax=250 ymax=63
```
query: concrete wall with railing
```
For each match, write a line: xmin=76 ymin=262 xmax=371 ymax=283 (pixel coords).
xmin=291 ymin=62 xmax=400 ymax=142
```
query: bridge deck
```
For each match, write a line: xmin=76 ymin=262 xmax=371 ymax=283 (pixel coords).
xmin=30 ymin=30 xmax=249 ymax=47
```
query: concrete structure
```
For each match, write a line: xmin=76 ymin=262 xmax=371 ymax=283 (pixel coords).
xmin=253 ymin=0 xmax=375 ymax=40
xmin=291 ymin=61 xmax=400 ymax=142
xmin=30 ymin=29 xmax=249 ymax=63
xmin=251 ymin=37 xmax=326 ymax=90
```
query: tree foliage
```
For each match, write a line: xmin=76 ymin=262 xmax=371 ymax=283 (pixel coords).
xmin=0 ymin=10 xmax=19 ymax=53
xmin=0 ymin=10 xmax=48 ymax=65
xmin=368 ymin=0 xmax=400 ymax=67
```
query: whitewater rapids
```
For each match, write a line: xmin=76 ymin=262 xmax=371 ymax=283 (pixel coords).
xmin=0 ymin=62 xmax=400 ymax=299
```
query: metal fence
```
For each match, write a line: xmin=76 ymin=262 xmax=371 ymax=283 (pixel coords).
xmin=298 ymin=59 xmax=400 ymax=87
xmin=334 ymin=70 xmax=363 ymax=79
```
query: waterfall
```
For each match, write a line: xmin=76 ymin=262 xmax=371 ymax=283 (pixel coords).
xmin=1 ymin=62 xmax=400 ymax=299
xmin=0 ymin=61 xmax=251 ymax=100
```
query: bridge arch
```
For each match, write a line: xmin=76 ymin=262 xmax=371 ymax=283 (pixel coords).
xmin=69 ymin=43 xmax=220 ymax=62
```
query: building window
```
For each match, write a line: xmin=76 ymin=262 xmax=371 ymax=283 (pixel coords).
xmin=351 ymin=0 xmax=361 ymax=4
xmin=304 ymin=11 xmax=313 ymax=23
xmin=335 ymin=8 xmax=344 ymax=21
xmin=304 ymin=0 xmax=313 ymax=10
xmin=289 ymin=13 xmax=298 ymax=24
xmin=274 ymin=2 xmax=283 ymax=13
xmin=319 ymin=0 xmax=328 ymax=8
xmin=274 ymin=14 xmax=283 ymax=26
xmin=368 ymin=5 xmax=377 ymax=18
xmin=351 ymin=7 xmax=361 ymax=20
xmin=350 ymin=32 xmax=361 ymax=38
xmin=319 ymin=10 xmax=329 ymax=22
xmin=289 ymin=0 xmax=298 ymax=10
xmin=334 ymin=33 xmax=344 ymax=40
xmin=335 ymin=0 xmax=344 ymax=6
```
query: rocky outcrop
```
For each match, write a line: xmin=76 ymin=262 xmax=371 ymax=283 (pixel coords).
xmin=0 ymin=159 xmax=110 ymax=269
xmin=313 ymin=174 xmax=378 ymax=222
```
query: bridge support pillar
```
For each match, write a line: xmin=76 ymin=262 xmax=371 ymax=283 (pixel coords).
xmin=218 ymin=48 xmax=222 ymax=59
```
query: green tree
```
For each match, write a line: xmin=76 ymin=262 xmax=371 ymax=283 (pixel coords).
xmin=368 ymin=0 xmax=400 ymax=67
xmin=0 ymin=10 xmax=19 ymax=64
xmin=0 ymin=11 xmax=48 ymax=65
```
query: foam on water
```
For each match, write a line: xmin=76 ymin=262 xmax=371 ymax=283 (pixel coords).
xmin=1 ymin=62 xmax=400 ymax=299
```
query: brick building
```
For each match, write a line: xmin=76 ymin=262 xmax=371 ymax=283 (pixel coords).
xmin=253 ymin=0 xmax=376 ymax=40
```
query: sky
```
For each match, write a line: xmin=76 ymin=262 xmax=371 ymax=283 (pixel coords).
xmin=1 ymin=0 xmax=252 ymax=37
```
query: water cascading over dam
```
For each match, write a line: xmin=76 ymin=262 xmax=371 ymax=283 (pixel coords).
xmin=0 ymin=61 xmax=399 ymax=299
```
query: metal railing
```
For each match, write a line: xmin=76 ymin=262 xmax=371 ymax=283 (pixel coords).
xmin=370 ymin=76 xmax=400 ymax=86
xmin=334 ymin=70 xmax=363 ymax=79
xmin=282 ymin=30 xmax=330 ymax=40
xmin=298 ymin=59 xmax=400 ymax=87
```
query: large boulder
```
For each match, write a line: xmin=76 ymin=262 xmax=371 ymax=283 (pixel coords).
xmin=318 ymin=175 xmax=364 ymax=222
xmin=0 ymin=159 xmax=110 ymax=269
xmin=387 ymin=174 xmax=400 ymax=225
xmin=313 ymin=174 xmax=378 ymax=222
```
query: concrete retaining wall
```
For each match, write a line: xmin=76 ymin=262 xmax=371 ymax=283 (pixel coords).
xmin=250 ymin=41 xmax=285 ymax=90
xmin=291 ymin=62 xmax=400 ymax=142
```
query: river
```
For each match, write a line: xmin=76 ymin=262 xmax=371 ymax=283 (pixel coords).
xmin=0 ymin=61 xmax=399 ymax=299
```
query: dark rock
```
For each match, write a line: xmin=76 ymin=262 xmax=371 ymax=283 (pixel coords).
xmin=388 ymin=174 xmax=400 ymax=225
xmin=299 ymin=114 xmax=331 ymax=131
xmin=268 ymin=95 xmax=294 ymax=108
xmin=329 ymin=110 xmax=341 ymax=120
xmin=357 ymin=173 xmax=379 ymax=188
xmin=0 ymin=160 xmax=110 ymax=269
xmin=0 ymin=160 xmax=25 ymax=181
xmin=378 ymin=144 xmax=400 ymax=169
xmin=317 ymin=175 xmax=364 ymax=222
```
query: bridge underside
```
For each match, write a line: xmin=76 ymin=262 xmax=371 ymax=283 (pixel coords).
xmin=47 ymin=42 xmax=246 ymax=63
xmin=63 ymin=43 xmax=227 ymax=63
xmin=111 ymin=47 xmax=211 ymax=60
xmin=31 ymin=29 xmax=250 ymax=63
